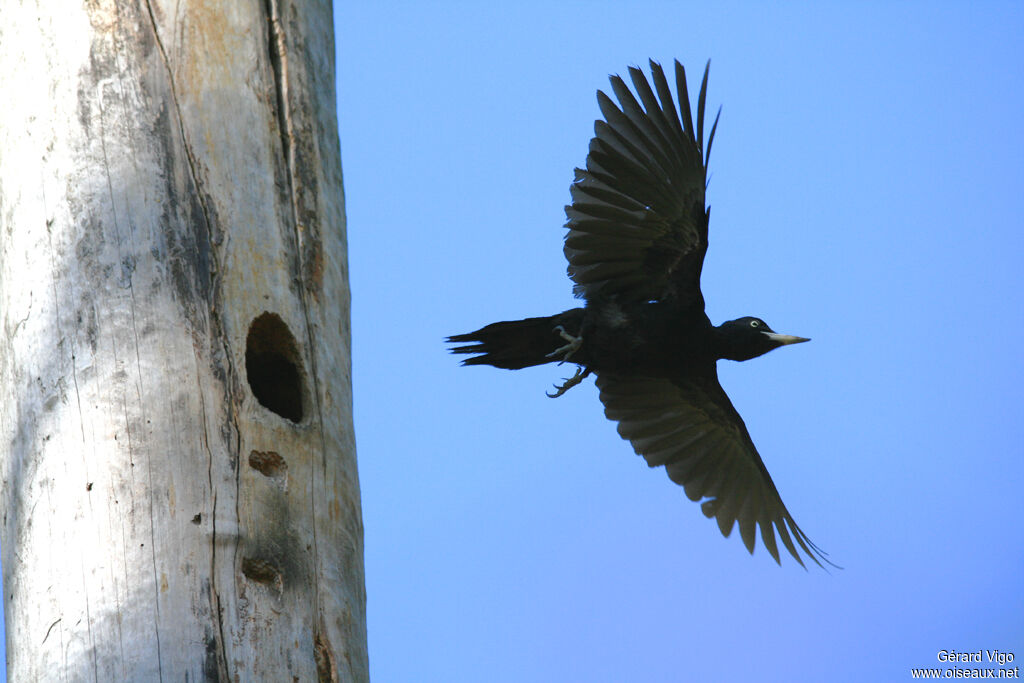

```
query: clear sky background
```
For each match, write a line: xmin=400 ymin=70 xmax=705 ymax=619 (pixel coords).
xmin=336 ymin=2 xmax=1023 ymax=682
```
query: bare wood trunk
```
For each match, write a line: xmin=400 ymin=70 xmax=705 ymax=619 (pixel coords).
xmin=0 ymin=1 xmax=368 ymax=680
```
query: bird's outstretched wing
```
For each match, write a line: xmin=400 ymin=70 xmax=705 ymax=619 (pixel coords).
xmin=564 ymin=59 xmax=719 ymax=309
xmin=595 ymin=371 xmax=833 ymax=569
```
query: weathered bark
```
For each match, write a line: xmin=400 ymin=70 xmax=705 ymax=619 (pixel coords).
xmin=0 ymin=1 xmax=367 ymax=680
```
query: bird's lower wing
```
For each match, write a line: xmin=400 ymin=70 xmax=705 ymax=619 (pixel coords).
xmin=595 ymin=371 xmax=833 ymax=569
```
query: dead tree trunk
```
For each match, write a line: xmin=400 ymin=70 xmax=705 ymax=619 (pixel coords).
xmin=0 ymin=1 xmax=367 ymax=680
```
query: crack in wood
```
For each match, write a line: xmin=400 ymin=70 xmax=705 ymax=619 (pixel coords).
xmin=140 ymin=3 xmax=237 ymax=681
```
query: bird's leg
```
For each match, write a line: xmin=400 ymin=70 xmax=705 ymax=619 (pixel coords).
xmin=546 ymin=367 xmax=591 ymax=398
xmin=546 ymin=324 xmax=583 ymax=362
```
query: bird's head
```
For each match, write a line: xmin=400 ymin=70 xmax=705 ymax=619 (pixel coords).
xmin=715 ymin=316 xmax=810 ymax=361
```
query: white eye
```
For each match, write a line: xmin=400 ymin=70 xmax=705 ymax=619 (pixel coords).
xmin=750 ymin=320 xmax=760 ymax=328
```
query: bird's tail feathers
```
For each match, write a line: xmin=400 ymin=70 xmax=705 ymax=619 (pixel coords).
xmin=447 ymin=309 xmax=584 ymax=370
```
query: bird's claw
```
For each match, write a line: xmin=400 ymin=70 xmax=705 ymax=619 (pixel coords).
xmin=546 ymin=324 xmax=583 ymax=362
xmin=546 ymin=367 xmax=591 ymax=398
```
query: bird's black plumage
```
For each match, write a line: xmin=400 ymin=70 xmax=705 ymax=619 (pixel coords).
xmin=448 ymin=60 xmax=833 ymax=569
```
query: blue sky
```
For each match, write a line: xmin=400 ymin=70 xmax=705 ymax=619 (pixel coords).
xmin=336 ymin=2 xmax=1023 ymax=682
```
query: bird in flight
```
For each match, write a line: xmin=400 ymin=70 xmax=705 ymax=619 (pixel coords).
xmin=448 ymin=60 xmax=832 ymax=569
